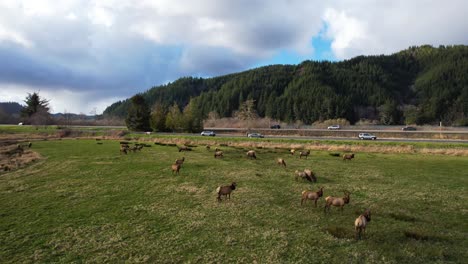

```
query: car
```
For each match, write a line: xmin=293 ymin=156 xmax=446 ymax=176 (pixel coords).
xmin=270 ymin=124 xmax=281 ymax=129
xmin=358 ymin=133 xmax=377 ymax=140
xmin=247 ymin=133 xmax=264 ymax=138
xmin=402 ymin=126 xmax=417 ymax=131
xmin=327 ymin=125 xmax=341 ymax=130
xmin=200 ymin=131 xmax=216 ymax=136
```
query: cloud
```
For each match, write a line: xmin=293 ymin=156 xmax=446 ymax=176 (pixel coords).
xmin=323 ymin=0 xmax=468 ymax=59
xmin=0 ymin=0 xmax=467 ymax=113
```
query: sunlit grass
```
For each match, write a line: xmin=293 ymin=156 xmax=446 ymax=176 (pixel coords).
xmin=0 ymin=139 xmax=467 ymax=262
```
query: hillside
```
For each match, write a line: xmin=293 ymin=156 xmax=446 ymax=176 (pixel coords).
xmin=0 ymin=102 xmax=22 ymax=124
xmin=104 ymin=45 xmax=468 ymax=125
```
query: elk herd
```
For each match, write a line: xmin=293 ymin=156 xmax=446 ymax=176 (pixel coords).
xmin=118 ymin=141 xmax=370 ymax=240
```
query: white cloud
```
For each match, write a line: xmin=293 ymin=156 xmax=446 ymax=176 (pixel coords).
xmin=0 ymin=0 xmax=467 ymax=114
xmin=324 ymin=0 xmax=468 ymax=59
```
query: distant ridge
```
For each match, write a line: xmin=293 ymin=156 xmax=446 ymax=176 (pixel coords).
xmin=103 ymin=45 xmax=468 ymax=125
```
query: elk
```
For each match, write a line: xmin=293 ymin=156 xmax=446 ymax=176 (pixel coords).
xmin=324 ymin=191 xmax=351 ymax=213
xmin=214 ymin=151 xmax=224 ymax=158
xmin=295 ymin=170 xmax=313 ymax=182
xmin=246 ymin=150 xmax=257 ymax=159
xmin=301 ymin=187 xmax=324 ymax=207
xmin=290 ymin=149 xmax=296 ymax=155
xmin=120 ymin=144 xmax=129 ymax=154
xmin=216 ymin=182 xmax=237 ymax=202
xmin=171 ymin=163 xmax=181 ymax=175
xmin=178 ymin=146 xmax=192 ymax=152
xmin=299 ymin=150 xmax=310 ymax=159
xmin=175 ymin=157 xmax=185 ymax=165
xmin=206 ymin=145 xmax=211 ymax=150
xmin=276 ymin=158 xmax=286 ymax=167
xmin=304 ymin=169 xmax=317 ymax=182
xmin=355 ymin=209 xmax=371 ymax=240
xmin=343 ymin=153 xmax=355 ymax=161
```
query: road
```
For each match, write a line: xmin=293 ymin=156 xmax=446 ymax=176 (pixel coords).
xmin=166 ymin=132 xmax=468 ymax=144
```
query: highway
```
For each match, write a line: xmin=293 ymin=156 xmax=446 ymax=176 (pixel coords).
xmin=164 ymin=132 xmax=468 ymax=144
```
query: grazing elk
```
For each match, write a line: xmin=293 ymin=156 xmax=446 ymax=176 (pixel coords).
xmin=290 ymin=149 xmax=296 ymax=155
xmin=171 ymin=163 xmax=181 ymax=175
xmin=277 ymin=158 xmax=286 ymax=167
xmin=301 ymin=187 xmax=324 ymax=207
xmin=206 ymin=145 xmax=211 ymax=150
xmin=355 ymin=209 xmax=371 ymax=240
xmin=214 ymin=151 xmax=224 ymax=158
xmin=120 ymin=144 xmax=129 ymax=155
xmin=178 ymin=146 xmax=192 ymax=152
xmin=295 ymin=170 xmax=313 ymax=182
xmin=324 ymin=191 xmax=351 ymax=213
xmin=304 ymin=169 xmax=317 ymax=182
xmin=216 ymin=182 xmax=237 ymax=202
xmin=299 ymin=150 xmax=310 ymax=159
xmin=343 ymin=153 xmax=355 ymax=161
xmin=246 ymin=150 xmax=257 ymax=159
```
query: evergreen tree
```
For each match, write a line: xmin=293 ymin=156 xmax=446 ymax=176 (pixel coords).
xmin=20 ymin=92 xmax=51 ymax=125
xmin=125 ymin=95 xmax=150 ymax=131
xmin=150 ymin=103 xmax=167 ymax=132
xmin=182 ymin=99 xmax=203 ymax=132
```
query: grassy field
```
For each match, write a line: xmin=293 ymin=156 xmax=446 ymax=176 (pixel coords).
xmin=0 ymin=139 xmax=467 ymax=263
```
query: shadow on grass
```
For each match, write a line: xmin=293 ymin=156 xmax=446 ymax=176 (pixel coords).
xmin=404 ymin=230 xmax=445 ymax=242
xmin=388 ymin=212 xmax=418 ymax=222
xmin=324 ymin=226 xmax=353 ymax=239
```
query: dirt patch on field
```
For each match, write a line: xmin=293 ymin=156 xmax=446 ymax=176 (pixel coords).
xmin=0 ymin=141 xmax=41 ymax=173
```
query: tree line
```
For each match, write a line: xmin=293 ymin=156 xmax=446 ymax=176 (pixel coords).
xmin=105 ymin=45 xmax=468 ymax=130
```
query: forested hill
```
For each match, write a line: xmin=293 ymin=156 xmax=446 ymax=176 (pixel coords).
xmin=104 ymin=45 xmax=468 ymax=125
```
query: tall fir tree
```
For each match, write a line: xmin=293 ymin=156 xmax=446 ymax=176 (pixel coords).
xmin=126 ymin=95 xmax=150 ymax=131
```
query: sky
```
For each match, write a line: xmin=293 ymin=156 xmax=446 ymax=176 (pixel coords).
xmin=0 ymin=0 xmax=467 ymax=114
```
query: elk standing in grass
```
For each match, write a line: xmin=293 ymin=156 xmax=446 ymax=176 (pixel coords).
xmin=343 ymin=153 xmax=355 ymax=161
xmin=324 ymin=191 xmax=351 ymax=213
xmin=299 ymin=150 xmax=310 ymax=159
xmin=246 ymin=150 xmax=257 ymax=159
xmin=171 ymin=163 xmax=181 ymax=175
xmin=355 ymin=209 xmax=371 ymax=240
xmin=175 ymin=157 xmax=185 ymax=165
xmin=301 ymin=187 xmax=323 ymax=207
xmin=216 ymin=182 xmax=237 ymax=202
xmin=290 ymin=149 xmax=296 ymax=155
xmin=277 ymin=158 xmax=286 ymax=167
xmin=214 ymin=151 xmax=224 ymax=158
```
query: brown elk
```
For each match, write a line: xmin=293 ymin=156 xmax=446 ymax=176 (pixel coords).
xmin=304 ymin=169 xmax=317 ymax=182
xmin=178 ymin=146 xmax=192 ymax=152
xmin=324 ymin=191 xmax=351 ymax=213
xmin=299 ymin=150 xmax=310 ymax=159
xmin=343 ymin=153 xmax=355 ymax=161
xmin=120 ymin=144 xmax=129 ymax=154
xmin=214 ymin=151 xmax=224 ymax=158
xmin=355 ymin=209 xmax=371 ymax=240
xmin=276 ymin=158 xmax=286 ymax=167
xmin=290 ymin=149 xmax=296 ymax=155
xmin=216 ymin=182 xmax=237 ymax=202
xmin=171 ymin=163 xmax=181 ymax=175
xmin=175 ymin=157 xmax=185 ymax=165
xmin=246 ymin=150 xmax=257 ymax=159
xmin=301 ymin=187 xmax=324 ymax=207
xmin=295 ymin=170 xmax=313 ymax=182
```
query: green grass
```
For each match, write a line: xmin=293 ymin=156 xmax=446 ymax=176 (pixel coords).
xmin=0 ymin=139 xmax=467 ymax=263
